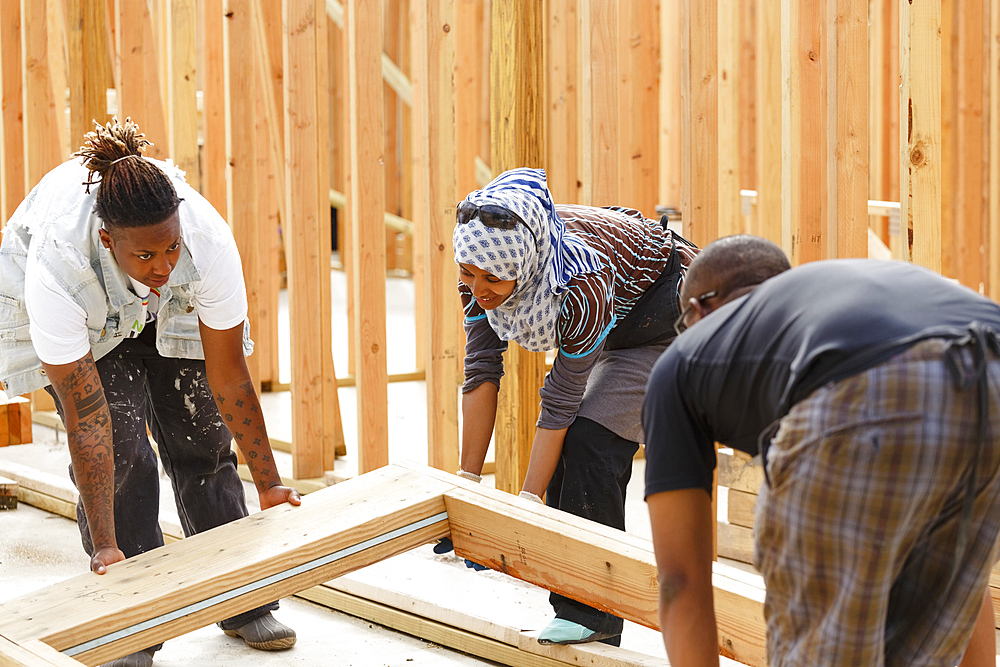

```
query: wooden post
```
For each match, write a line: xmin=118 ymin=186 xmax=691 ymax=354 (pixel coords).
xmin=1 ymin=1 xmax=25 ymax=223
xmin=224 ymin=0 xmax=259 ymax=393
xmin=989 ymin=0 xmax=1000 ymax=301
xmin=940 ymin=0 xmax=956 ymax=275
xmin=782 ymin=0 xmax=825 ymax=265
xmin=681 ymin=0 xmax=718 ymax=247
xmin=490 ymin=0 xmax=545 ymax=494
xmin=955 ymin=0 xmax=988 ymax=291
xmin=66 ymin=0 xmax=112 ymax=151
xmin=285 ymin=0 xmax=341 ymax=477
xmin=347 ymin=0 xmax=389 ymax=473
xmin=411 ymin=0 xmax=460 ymax=473
xmin=717 ymin=0 xmax=740 ymax=237
xmin=579 ymin=0 xmax=618 ymax=207
xmin=201 ymin=0 xmax=227 ymax=217
xmin=165 ymin=0 xmax=199 ymax=191
xmin=739 ymin=0 xmax=757 ymax=199
xmin=826 ymin=0 xmax=868 ymax=260
xmin=619 ymin=1 xmax=657 ymax=217
xmin=114 ymin=0 xmax=167 ymax=161
xmin=21 ymin=0 xmax=64 ymax=189
xmin=545 ymin=0 xmax=580 ymax=204
xmin=754 ymin=0 xmax=781 ymax=248
xmin=901 ymin=0 xmax=942 ymax=271
xmin=659 ymin=0 xmax=681 ymax=214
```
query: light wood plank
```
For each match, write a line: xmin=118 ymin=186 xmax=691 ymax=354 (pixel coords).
xmin=659 ymin=0 xmax=682 ymax=215
xmin=620 ymin=1 xmax=657 ymax=217
xmin=581 ymin=0 xmax=618 ymax=207
xmin=411 ymin=0 xmax=460 ymax=473
xmin=114 ymin=0 xmax=168 ymax=160
xmin=346 ymin=0 xmax=389 ymax=472
xmin=901 ymin=0 xmax=942 ymax=271
xmin=0 ymin=466 xmax=451 ymax=665
xmin=717 ymin=450 xmax=764 ymax=494
xmin=0 ymin=0 xmax=25 ymax=223
xmin=490 ymin=1 xmax=546 ymax=494
xmin=66 ymin=0 xmax=112 ymax=150
xmin=681 ymin=0 xmax=718 ymax=247
xmin=545 ymin=0 xmax=580 ymax=204
xmin=989 ymin=0 xmax=1000 ymax=300
xmin=754 ymin=0 xmax=782 ymax=249
xmin=717 ymin=0 xmax=740 ymax=236
xmin=166 ymin=0 xmax=198 ymax=191
xmin=0 ymin=635 xmax=85 ymax=667
xmin=727 ymin=488 xmax=758 ymax=529
xmin=716 ymin=521 xmax=754 ymax=565
xmin=200 ymin=0 xmax=227 ymax=216
xmin=21 ymin=0 xmax=64 ymax=189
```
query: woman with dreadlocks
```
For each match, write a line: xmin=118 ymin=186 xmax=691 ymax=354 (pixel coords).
xmin=0 ymin=118 xmax=299 ymax=667
xmin=449 ymin=168 xmax=698 ymax=646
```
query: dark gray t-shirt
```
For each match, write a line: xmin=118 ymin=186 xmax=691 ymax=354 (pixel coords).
xmin=643 ymin=259 xmax=1000 ymax=497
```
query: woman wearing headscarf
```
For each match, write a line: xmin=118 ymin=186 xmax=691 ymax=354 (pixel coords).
xmin=452 ymin=168 xmax=698 ymax=646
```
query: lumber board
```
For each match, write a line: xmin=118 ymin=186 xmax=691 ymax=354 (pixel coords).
xmin=0 ymin=465 xmax=451 ymax=665
xmin=490 ymin=0 xmax=546 ymax=494
xmin=66 ymin=0 xmax=112 ymax=149
xmin=165 ymin=0 xmax=198 ymax=191
xmin=0 ymin=474 xmax=16 ymax=510
xmin=753 ymin=0 xmax=782 ymax=249
xmin=346 ymin=0 xmax=389 ymax=473
xmin=658 ymin=0 xmax=681 ymax=211
xmin=990 ymin=0 xmax=1000 ymax=300
xmin=545 ymin=0 xmax=580 ymax=203
xmin=200 ymin=0 xmax=227 ymax=216
xmin=397 ymin=462 xmax=767 ymax=666
xmin=717 ymin=0 xmax=741 ymax=237
xmin=0 ymin=0 xmax=25 ymax=223
xmin=579 ymin=0 xmax=619 ymax=207
xmin=717 ymin=451 xmax=764 ymax=495
xmin=4 ymin=397 xmax=31 ymax=445
xmin=726 ymin=489 xmax=758 ymax=529
xmin=716 ymin=522 xmax=755 ymax=566
xmin=20 ymin=0 xmax=63 ymax=189
xmin=410 ymin=0 xmax=461 ymax=473
xmin=620 ymin=1 xmax=658 ymax=218
xmin=900 ymin=0 xmax=942 ymax=271
xmin=0 ymin=635 xmax=84 ymax=667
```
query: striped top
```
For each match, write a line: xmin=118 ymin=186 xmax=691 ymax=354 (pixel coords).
xmin=460 ymin=204 xmax=697 ymax=429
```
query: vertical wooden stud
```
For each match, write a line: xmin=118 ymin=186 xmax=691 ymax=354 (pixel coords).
xmin=619 ymin=1 xmax=657 ymax=217
xmin=940 ymin=0 xmax=956 ymax=275
xmin=1 ymin=1 xmax=25 ymax=223
xmin=717 ymin=0 xmax=740 ymax=237
xmin=201 ymin=0 xmax=228 ymax=217
xmin=825 ymin=0 xmax=868 ymax=260
xmin=579 ymin=0 xmax=618 ymax=207
xmin=659 ymin=0 xmax=682 ymax=216
xmin=67 ymin=0 xmax=112 ymax=151
xmin=681 ymin=0 xmax=718 ymax=247
xmin=412 ymin=0 xmax=460 ymax=473
xmin=491 ymin=0 xmax=545 ymax=494
xmin=347 ymin=0 xmax=389 ymax=473
xmin=545 ymin=0 xmax=579 ymax=204
xmin=166 ymin=0 xmax=199 ymax=191
xmin=114 ymin=0 xmax=168 ymax=160
xmin=782 ymin=0 xmax=825 ymax=265
xmin=21 ymin=0 xmax=64 ymax=189
xmin=901 ymin=0 xmax=942 ymax=271
xmin=988 ymin=0 xmax=1000 ymax=300
xmin=754 ymin=0 xmax=781 ymax=247
xmin=739 ymin=0 xmax=756 ymax=198
xmin=285 ymin=0 xmax=341 ymax=476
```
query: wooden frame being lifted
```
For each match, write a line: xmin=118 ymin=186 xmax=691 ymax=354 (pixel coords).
xmin=0 ymin=462 xmax=765 ymax=667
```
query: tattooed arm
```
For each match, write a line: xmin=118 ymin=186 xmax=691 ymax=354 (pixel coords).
xmin=42 ymin=354 xmax=126 ymax=574
xmin=198 ymin=319 xmax=301 ymax=511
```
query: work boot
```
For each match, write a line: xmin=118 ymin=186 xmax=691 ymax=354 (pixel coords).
xmin=99 ymin=648 xmax=156 ymax=667
xmin=222 ymin=612 xmax=296 ymax=650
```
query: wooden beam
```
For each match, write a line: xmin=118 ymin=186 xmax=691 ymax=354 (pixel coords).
xmin=285 ymin=0 xmax=341 ymax=477
xmin=580 ymin=0 xmax=618 ymax=206
xmin=901 ymin=0 xmax=942 ymax=271
xmin=200 ymin=0 xmax=227 ymax=217
xmin=66 ymin=0 xmax=112 ymax=150
xmin=0 ymin=635 xmax=85 ymax=667
xmin=717 ymin=0 xmax=740 ymax=237
xmin=114 ymin=0 xmax=168 ymax=161
xmin=754 ymin=0 xmax=781 ymax=249
xmin=659 ymin=0 xmax=681 ymax=214
xmin=989 ymin=0 xmax=1000 ymax=300
xmin=826 ymin=0 xmax=868 ymax=260
xmin=782 ymin=0 xmax=825 ymax=264
xmin=165 ymin=0 xmax=198 ymax=191
xmin=347 ymin=0 xmax=389 ymax=472
xmin=681 ymin=0 xmax=718 ymax=247
xmin=545 ymin=0 xmax=580 ymax=204
xmin=0 ymin=0 xmax=25 ymax=223
xmin=619 ymin=1 xmax=658 ymax=217
xmin=411 ymin=0 xmax=461 ymax=473
xmin=0 ymin=466 xmax=451 ymax=665
xmin=490 ymin=0 xmax=546 ymax=494
xmin=21 ymin=0 xmax=63 ymax=188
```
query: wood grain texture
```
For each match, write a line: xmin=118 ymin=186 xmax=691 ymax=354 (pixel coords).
xmin=66 ymin=0 xmax=112 ymax=149
xmin=717 ymin=450 xmax=764 ymax=495
xmin=0 ymin=0 xmax=25 ymax=223
xmin=753 ymin=0 xmax=781 ymax=249
xmin=901 ymin=0 xmax=942 ymax=271
xmin=490 ymin=0 xmax=545 ymax=494
xmin=726 ymin=488 xmax=758 ymax=529
xmin=0 ymin=466 xmax=451 ymax=664
xmin=0 ymin=635 xmax=85 ymax=667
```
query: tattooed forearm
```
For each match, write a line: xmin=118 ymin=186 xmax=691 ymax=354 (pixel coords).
xmin=214 ymin=382 xmax=282 ymax=492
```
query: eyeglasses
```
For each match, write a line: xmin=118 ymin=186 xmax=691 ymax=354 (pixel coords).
xmin=674 ymin=290 xmax=718 ymax=336
xmin=456 ymin=201 xmax=537 ymax=245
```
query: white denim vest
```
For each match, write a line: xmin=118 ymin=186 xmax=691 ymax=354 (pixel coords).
xmin=0 ymin=159 xmax=252 ymax=396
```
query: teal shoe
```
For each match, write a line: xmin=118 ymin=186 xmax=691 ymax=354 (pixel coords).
xmin=536 ymin=618 xmax=619 ymax=645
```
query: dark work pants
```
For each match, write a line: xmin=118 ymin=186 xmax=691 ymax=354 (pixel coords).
xmin=48 ymin=325 xmax=277 ymax=638
xmin=545 ymin=417 xmax=639 ymax=645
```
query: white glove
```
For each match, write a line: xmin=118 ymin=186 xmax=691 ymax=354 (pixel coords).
xmin=518 ymin=490 xmax=543 ymax=504
xmin=456 ymin=469 xmax=482 ymax=483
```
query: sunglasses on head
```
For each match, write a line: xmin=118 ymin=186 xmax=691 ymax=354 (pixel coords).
xmin=457 ymin=201 xmax=537 ymax=245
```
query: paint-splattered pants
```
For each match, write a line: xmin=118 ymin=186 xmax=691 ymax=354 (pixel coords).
xmin=49 ymin=325 xmax=277 ymax=631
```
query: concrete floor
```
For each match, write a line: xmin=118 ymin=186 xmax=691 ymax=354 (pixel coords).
xmin=0 ymin=270 xmax=668 ymax=666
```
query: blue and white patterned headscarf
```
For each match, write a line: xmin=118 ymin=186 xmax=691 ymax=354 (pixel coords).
xmin=453 ymin=168 xmax=605 ymax=351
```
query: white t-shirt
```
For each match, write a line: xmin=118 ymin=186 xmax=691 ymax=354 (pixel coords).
xmin=25 ymin=197 xmax=248 ymax=365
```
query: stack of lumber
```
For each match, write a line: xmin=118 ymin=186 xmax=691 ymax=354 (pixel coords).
xmin=0 ymin=395 xmax=32 ymax=446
